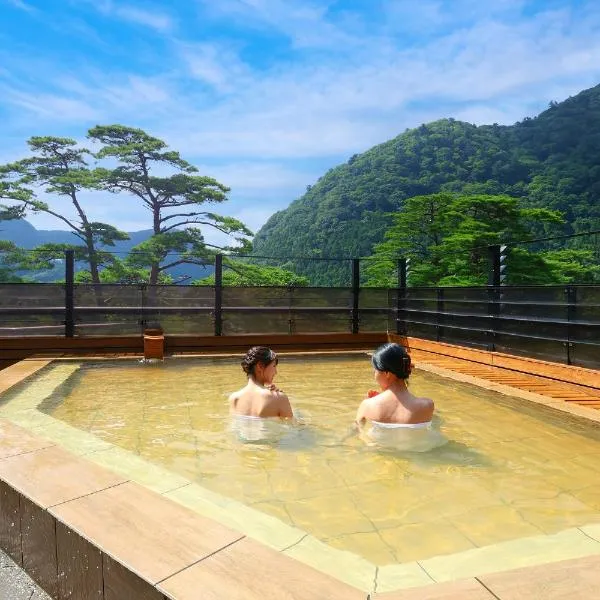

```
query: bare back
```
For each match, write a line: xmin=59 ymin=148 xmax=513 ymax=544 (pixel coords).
xmin=229 ymin=380 xmax=293 ymax=418
xmin=357 ymin=389 xmax=433 ymax=425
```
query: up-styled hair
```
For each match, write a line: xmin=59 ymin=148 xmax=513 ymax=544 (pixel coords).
xmin=241 ymin=346 xmax=278 ymax=377
xmin=371 ymin=343 xmax=412 ymax=379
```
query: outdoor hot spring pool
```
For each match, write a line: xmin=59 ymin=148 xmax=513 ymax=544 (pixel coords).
xmin=4 ymin=354 xmax=600 ymax=566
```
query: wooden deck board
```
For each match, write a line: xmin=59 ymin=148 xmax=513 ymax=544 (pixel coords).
xmin=405 ymin=339 xmax=600 ymax=412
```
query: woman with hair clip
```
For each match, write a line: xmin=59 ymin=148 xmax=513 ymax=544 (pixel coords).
xmin=229 ymin=346 xmax=293 ymax=419
xmin=356 ymin=343 xmax=441 ymax=450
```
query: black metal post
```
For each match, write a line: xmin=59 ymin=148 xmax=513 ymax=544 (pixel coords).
xmin=351 ymin=258 xmax=360 ymax=334
xmin=436 ymin=288 xmax=444 ymax=342
xmin=64 ymin=249 xmax=75 ymax=338
xmin=396 ymin=258 xmax=407 ymax=335
xmin=488 ymin=245 xmax=500 ymax=287
xmin=565 ymin=286 xmax=577 ymax=365
xmin=214 ymin=254 xmax=223 ymax=336
xmin=139 ymin=283 xmax=147 ymax=332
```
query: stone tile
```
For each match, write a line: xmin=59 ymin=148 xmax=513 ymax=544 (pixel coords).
xmin=166 ymin=482 xmax=306 ymax=551
xmin=379 ymin=521 xmax=476 ymax=563
xmin=0 ymin=445 xmax=127 ymax=508
xmin=450 ymin=505 xmax=544 ymax=547
xmin=0 ymin=419 xmax=55 ymax=459
xmin=285 ymin=491 xmax=375 ymax=539
xmin=479 ymin=554 xmax=600 ymax=599
xmin=375 ymin=578 xmax=495 ymax=599
xmin=419 ymin=527 xmax=600 ymax=583
xmin=326 ymin=531 xmax=397 ymax=566
xmin=3 ymin=410 xmax=54 ymax=430
xmin=50 ymin=481 xmax=244 ymax=584
xmin=158 ymin=537 xmax=366 ymax=600
xmin=28 ymin=419 xmax=113 ymax=455
xmin=0 ymin=360 xmax=51 ymax=394
xmin=20 ymin=495 xmax=57 ymax=598
xmin=103 ymin=554 xmax=164 ymax=600
xmin=86 ymin=445 xmax=190 ymax=494
xmin=0 ymin=480 xmax=22 ymax=566
xmin=579 ymin=523 xmax=600 ymax=542
xmin=283 ymin=533 xmax=376 ymax=591
xmin=375 ymin=563 xmax=435 ymax=593
xmin=56 ymin=521 xmax=103 ymax=600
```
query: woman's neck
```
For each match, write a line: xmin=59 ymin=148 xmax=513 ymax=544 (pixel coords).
xmin=250 ymin=375 xmax=268 ymax=388
xmin=388 ymin=378 xmax=409 ymax=395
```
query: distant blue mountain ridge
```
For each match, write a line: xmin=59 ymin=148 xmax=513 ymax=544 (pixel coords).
xmin=0 ymin=218 xmax=214 ymax=282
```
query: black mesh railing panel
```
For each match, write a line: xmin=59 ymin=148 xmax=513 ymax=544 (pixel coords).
xmin=75 ymin=312 xmax=142 ymax=336
xmin=442 ymin=313 xmax=491 ymax=332
xmin=0 ymin=283 xmax=65 ymax=335
xmin=291 ymin=310 xmax=351 ymax=333
xmin=358 ymin=288 xmax=391 ymax=332
xmin=572 ymin=342 xmax=600 ymax=370
xmin=290 ymin=288 xmax=353 ymax=308
xmin=146 ymin=285 xmax=214 ymax=308
xmin=359 ymin=288 xmax=389 ymax=309
xmin=441 ymin=326 xmax=490 ymax=349
xmin=570 ymin=323 xmax=600 ymax=344
xmin=494 ymin=335 xmax=567 ymax=364
xmin=73 ymin=284 xmax=144 ymax=307
xmin=498 ymin=286 xmax=565 ymax=304
xmin=222 ymin=310 xmax=291 ymax=335
xmin=0 ymin=283 xmax=65 ymax=307
xmin=495 ymin=319 xmax=567 ymax=342
xmin=359 ymin=311 xmax=392 ymax=332
xmin=223 ymin=287 xmax=292 ymax=307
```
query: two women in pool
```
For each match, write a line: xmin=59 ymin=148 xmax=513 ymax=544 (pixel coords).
xmin=230 ymin=343 xmax=434 ymax=425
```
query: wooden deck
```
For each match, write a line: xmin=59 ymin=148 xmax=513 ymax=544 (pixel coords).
xmin=400 ymin=337 xmax=600 ymax=411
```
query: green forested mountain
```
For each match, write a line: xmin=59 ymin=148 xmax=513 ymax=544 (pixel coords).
xmin=253 ymin=84 xmax=600 ymax=284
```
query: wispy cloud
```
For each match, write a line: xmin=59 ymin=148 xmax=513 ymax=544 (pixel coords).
xmin=74 ymin=0 xmax=175 ymax=33
xmin=2 ymin=0 xmax=600 ymax=231
xmin=197 ymin=0 xmax=357 ymax=49
xmin=112 ymin=5 xmax=174 ymax=32
xmin=179 ymin=42 xmax=252 ymax=93
xmin=5 ymin=0 xmax=36 ymax=13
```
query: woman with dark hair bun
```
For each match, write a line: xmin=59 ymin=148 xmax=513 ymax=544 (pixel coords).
xmin=229 ymin=346 xmax=293 ymax=419
xmin=356 ymin=343 xmax=434 ymax=428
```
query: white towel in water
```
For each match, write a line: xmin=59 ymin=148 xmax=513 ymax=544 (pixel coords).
xmin=362 ymin=420 xmax=447 ymax=452
xmin=230 ymin=414 xmax=286 ymax=443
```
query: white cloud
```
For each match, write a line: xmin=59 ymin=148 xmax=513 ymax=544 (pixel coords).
xmin=5 ymin=0 xmax=36 ymax=13
xmin=179 ymin=42 xmax=252 ymax=93
xmin=0 ymin=87 xmax=101 ymax=121
xmin=73 ymin=0 xmax=175 ymax=33
xmin=113 ymin=5 xmax=174 ymax=32
xmin=3 ymin=1 xmax=600 ymax=232
xmin=197 ymin=0 xmax=356 ymax=49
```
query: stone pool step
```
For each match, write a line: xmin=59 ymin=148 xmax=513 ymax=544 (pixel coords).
xmin=0 ymin=419 xmax=365 ymax=600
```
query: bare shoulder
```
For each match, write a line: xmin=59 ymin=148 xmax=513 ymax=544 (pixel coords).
xmin=357 ymin=396 xmax=378 ymax=420
xmin=228 ymin=389 xmax=244 ymax=406
xmin=420 ymin=395 xmax=435 ymax=408
xmin=416 ymin=395 xmax=435 ymax=417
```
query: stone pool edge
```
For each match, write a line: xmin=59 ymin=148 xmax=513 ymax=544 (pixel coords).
xmin=0 ymin=357 xmax=599 ymax=598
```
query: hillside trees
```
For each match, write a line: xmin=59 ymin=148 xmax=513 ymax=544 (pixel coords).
xmin=364 ymin=193 xmax=572 ymax=286
xmin=88 ymin=125 xmax=253 ymax=286
xmin=0 ymin=137 xmax=129 ymax=287
xmin=253 ymin=84 xmax=600 ymax=284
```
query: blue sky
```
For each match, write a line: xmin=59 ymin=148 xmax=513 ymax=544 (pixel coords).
xmin=2 ymin=0 xmax=600 ymax=241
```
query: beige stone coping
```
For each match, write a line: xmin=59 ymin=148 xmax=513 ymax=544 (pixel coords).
xmin=1 ymin=356 xmax=600 ymax=598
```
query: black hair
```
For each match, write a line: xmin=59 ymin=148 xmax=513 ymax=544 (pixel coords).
xmin=241 ymin=346 xmax=278 ymax=377
xmin=371 ymin=343 xmax=412 ymax=379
